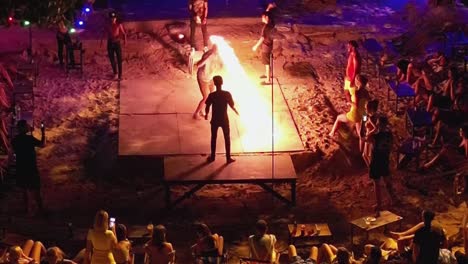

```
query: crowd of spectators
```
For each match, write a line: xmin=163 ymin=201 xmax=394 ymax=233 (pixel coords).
xmin=2 ymin=209 xmax=468 ymax=263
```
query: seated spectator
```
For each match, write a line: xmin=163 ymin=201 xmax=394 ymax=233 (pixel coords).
xmin=41 ymin=247 xmax=76 ymax=264
xmin=112 ymin=224 xmax=132 ymax=264
xmin=363 ymin=246 xmax=381 ymax=264
xmin=423 ymin=124 xmax=468 ymax=169
xmin=361 ymin=99 xmax=379 ymax=166
xmin=85 ymin=210 xmax=117 ymax=264
xmin=288 ymin=245 xmax=317 ymax=264
xmin=455 ymin=209 xmax=468 ymax=264
xmin=396 ymin=59 xmax=410 ymax=83
xmin=144 ymin=225 xmax=174 ymax=264
xmin=412 ymin=209 xmax=447 ymax=264
xmin=427 ymin=51 xmax=447 ymax=72
xmin=248 ymin=220 xmax=277 ymax=263
xmin=1 ymin=240 xmax=45 ymax=264
xmin=404 ymin=60 xmax=422 ymax=85
xmin=191 ymin=223 xmax=219 ymax=264
xmin=427 ymin=67 xmax=458 ymax=112
xmin=317 ymin=245 xmax=358 ymax=264
xmin=329 ymin=75 xmax=370 ymax=137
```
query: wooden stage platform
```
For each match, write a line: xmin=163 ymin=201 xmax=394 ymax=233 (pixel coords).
xmin=117 ymin=65 xmax=302 ymax=206
xmin=164 ymin=155 xmax=297 ymax=208
xmin=118 ymin=78 xmax=303 ymax=155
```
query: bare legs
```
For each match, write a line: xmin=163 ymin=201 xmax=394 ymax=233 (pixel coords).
xmin=22 ymin=240 xmax=46 ymax=263
xmin=288 ymin=245 xmax=318 ymax=263
xmin=373 ymin=177 xmax=397 ymax=211
xmin=193 ymin=79 xmax=214 ymax=119
xmin=329 ymin=114 xmax=349 ymax=137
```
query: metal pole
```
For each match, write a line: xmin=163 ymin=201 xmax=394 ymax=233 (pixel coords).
xmin=271 ymin=45 xmax=274 ymax=184
xmin=28 ymin=26 xmax=32 ymax=62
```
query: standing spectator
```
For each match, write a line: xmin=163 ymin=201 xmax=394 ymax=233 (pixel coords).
xmin=112 ymin=224 xmax=132 ymax=264
xmin=252 ymin=11 xmax=275 ymax=85
xmin=56 ymin=18 xmax=74 ymax=67
xmin=343 ymin=40 xmax=361 ymax=102
xmin=12 ymin=120 xmax=45 ymax=216
xmin=412 ymin=210 xmax=447 ymax=264
xmin=205 ymin=75 xmax=238 ymax=163
xmin=85 ymin=210 xmax=117 ymax=264
xmin=248 ymin=220 xmax=277 ymax=263
xmin=367 ymin=116 xmax=397 ymax=212
xmin=144 ymin=225 xmax=175 ymax=264
xmin=103 ymin=11 xmax=126 ymax=80
xmin=361 ymin=99 xmax=379 ymax=166
xmin=189 ymin=0 xmax=209 ymax=52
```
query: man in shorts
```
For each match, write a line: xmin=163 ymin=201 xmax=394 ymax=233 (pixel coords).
xmin=252 ymin=11 xmax=275 ymax=85
xmin=189 ymin=0 xmax=209 ymax=52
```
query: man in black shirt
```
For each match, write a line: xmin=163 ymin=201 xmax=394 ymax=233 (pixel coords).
xmin=252 ymin=11 xmax=275 ymax=85
xmin=413 ymin=210 xmax=447 ymax=264
xmin=205 ymin=75 xmax=239 ymax=163
xmin=12 ymin=120 xmax=45 ymax=216
xmin=368 ymin=116 xmax=397 ymax=213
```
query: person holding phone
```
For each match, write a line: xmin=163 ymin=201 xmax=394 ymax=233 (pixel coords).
xmin=85 ymin=210 xmax=118 ymax=264
xmin=112 ymin=224 xmax=133 ymax=264
xmin=12 ymin=120 xmax=46 ymax=216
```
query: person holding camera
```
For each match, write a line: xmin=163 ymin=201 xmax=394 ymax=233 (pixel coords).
xmin=12 ymin=120 xmax=45 ymax=216
xmin=85 ymin=210 xmax=118 ymax=264
xmin=189 ymin=0 xmax=209 ymax=52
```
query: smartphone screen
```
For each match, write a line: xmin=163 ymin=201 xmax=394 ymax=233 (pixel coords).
xmin=109 ymin=217 xmax=116 ymax=228
xmin=363 ymin=115 xmax=368 ymax=122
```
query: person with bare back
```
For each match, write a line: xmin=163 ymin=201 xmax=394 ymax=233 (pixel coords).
xmin=344 ymin=40 xmax=361 ymax=102
xmin=103 ymin=11 xmax=126 ymax=80
xmin=193 ymin=45 xmax=222 ymax=119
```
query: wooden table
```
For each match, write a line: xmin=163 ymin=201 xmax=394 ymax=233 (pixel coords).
xmin=288 ymin=223 xmax=332 ymax=246
xmin=349 ymin=211 xmax=402 ymax=244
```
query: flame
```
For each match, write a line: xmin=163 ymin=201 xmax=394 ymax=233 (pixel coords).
xmin=209 ymin=35 xmax=281 ymax=151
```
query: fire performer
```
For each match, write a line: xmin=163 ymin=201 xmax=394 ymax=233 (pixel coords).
xmin=252 ymin=11 xmax=275 ymax=85
xmin=193 ymin=45 xmax=222 ymax=119
xmin=344 ymin=40 xmax=361 ymax=102
xmin=102 ymin=11 xmax=126 ymax=80
xmin=205 ymin=75 xmax=238 ymax=164
xmin=189 ymin=0 xmax=209 ymax=52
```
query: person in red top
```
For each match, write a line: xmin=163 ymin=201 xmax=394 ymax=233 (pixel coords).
xmin=344 ymin=40 xmax=361 ymax=102
xmin=103 ymin=11 xmax=126 ymax=80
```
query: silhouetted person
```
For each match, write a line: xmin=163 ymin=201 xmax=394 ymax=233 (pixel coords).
xmin=103 ymin=11 xmax=126 ymax=80
xmin=12 ymin=120 xmax=45 ymax=216
xmin=189 ymin=0 xmax=209 ymax=52
xmin=412 ymin=210 xmax=447 ymax=264
xmin=56 ymin=18 xmax=74 ymax=67
xmin=205 ymin=75 xmax=238 ymax=163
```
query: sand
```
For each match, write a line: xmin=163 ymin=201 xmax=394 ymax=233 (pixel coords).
xmin=1 ymin=1 xmax=468 ymax=263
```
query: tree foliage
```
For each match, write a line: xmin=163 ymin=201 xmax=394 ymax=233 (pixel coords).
xmin=2 ymin=0 xmax=78 ymax=25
